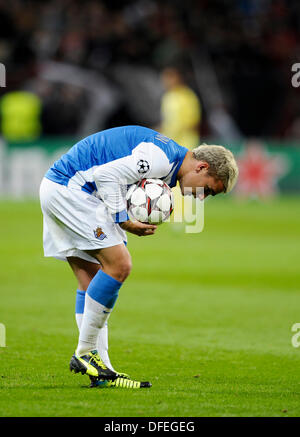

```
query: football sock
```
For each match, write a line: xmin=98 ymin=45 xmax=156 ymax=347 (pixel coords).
xmin=96 ymin=321 xmax=115 ymax=371
xmin=76 ymin=271 xmax=122 ymax=357
xmin=75 ymin=289 xmax=115 ymax=371
xmin=75 ymin=289 xmax=85 ymax=331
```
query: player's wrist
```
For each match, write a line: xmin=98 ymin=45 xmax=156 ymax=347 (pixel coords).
xmin=119 ymin=220 xmax=143 ymax=235
xmin=119 ymin=220 xmax=131 ymax=230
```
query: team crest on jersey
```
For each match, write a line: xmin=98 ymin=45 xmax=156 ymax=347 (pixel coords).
xmin=94 ymin=227 xmax=107 ymax=240
xmin=137 ymin=159 xmax=150 ymax=174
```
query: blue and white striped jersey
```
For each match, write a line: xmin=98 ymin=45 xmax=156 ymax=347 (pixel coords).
xmin=45 ymin=125 xmax=188 ymax=222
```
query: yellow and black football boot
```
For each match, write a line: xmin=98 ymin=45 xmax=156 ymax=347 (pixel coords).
xmin=70 ymin=350 xmax=117 ymax=380
xmin=89 ymin=375 xmax=152 ymax=389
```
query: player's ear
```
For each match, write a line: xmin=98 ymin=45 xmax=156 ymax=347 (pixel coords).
xmin=195 ymin=161 xmax=209 ymax=173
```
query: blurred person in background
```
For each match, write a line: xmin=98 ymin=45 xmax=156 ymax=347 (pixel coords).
xmin=160 ymin=66 xmax=201 ymax=149
xmin=160 ymin=66 xmax=202 ymax=222
xmin=0 ymin=90 xmax=42 ymax=141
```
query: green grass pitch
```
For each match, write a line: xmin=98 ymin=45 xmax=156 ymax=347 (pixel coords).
xmin=0 ymin=196 xmax=300 ymax=417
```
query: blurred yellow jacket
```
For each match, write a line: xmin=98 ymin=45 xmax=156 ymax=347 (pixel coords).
xmin=161 ymin=85 xmax=201 ymax=149
xmin=0 ymin=91 xmax=41 ymax=141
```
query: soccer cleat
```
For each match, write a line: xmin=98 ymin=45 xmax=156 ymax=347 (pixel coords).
xmin=89 ymin=375 xmax=152 ymax=389
xmin=70 ymin=350 xmax=117 ymax=380
xmin=88 ymin=370 xmax=130 ymax=387
xmin=116 ymin=371 xmax=131 ymax=379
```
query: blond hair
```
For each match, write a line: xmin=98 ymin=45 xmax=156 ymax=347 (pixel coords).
xmin=192 ymin=144 xmax=239 ymax=193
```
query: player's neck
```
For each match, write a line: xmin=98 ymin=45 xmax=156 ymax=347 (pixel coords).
xmin=177 ymin=151 xmax=194 ymax=181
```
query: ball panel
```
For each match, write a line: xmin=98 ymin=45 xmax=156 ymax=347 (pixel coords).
xmin=146 ymin=178 xmax=164 ymax=185
xmin=131 ymin=206 xmax=148 ymax=222
xmin=126 ymin=184 xmax=137 ymax=200
xmin=145 ymin=183 xmax=163 ymax=200
xmin=148 ymin=210 xmax=163 ymax=224
xmin=156 ymin=193 xmax=171 ymax=212
xmin=131 ymin=187 xmax=147 ymax=206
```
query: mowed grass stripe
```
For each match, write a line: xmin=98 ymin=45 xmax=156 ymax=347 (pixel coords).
xmin=0 ymin=197 xmax=299 ymax=416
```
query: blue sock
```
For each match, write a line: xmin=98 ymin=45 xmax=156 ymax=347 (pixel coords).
xmin=76 ymin=272 xmax=123 ymax=355
xmin=75 ymin=289 xmax=86 ymax=315
xmin=87 ymin=270 xmax=122 ymax=309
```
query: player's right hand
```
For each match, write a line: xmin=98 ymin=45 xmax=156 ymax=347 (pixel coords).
xmin=119 ymin=220 xmax=157 ymax=236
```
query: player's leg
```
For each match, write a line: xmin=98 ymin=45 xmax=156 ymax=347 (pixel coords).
xmin=40 ymin=180 xmax=149 ymax=385
xmin=68 ymin=255 xmax=152 ymax=388
xmin=68 ymin=256 xmax=119 ymax=372
xmin=70 ymin=243 xmax=131 ymax=379
xmin=68 ymin=255 xmax=100 ymax=290
xmin=76 ymin=243 xmax=131 ymax=356
xmin=68 ymin=255 xmax=100 ymax=332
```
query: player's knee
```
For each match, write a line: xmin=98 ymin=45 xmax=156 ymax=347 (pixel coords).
xmin=106 ymin=254 xmax=132 ymax=282
xmin=93 ymin=246 xmax=132 ymax=282
xmin=115 ymin=257 xmax=132 ymax=282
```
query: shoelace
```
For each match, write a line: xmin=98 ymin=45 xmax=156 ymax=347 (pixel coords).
xmin=117 ymin=372 xmax=130 ymax=379
xmin=89 ymin=352 xmax=108 ymax=369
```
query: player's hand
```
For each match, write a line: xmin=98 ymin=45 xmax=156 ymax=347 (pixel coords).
xmin=119 ymin=220 xmax=157 ymax=236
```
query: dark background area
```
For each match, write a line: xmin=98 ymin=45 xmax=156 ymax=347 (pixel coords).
xmin=1 ymin=0 xmax=300 ymax=140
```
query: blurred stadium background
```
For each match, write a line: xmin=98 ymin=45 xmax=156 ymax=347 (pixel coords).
xmin=1 ymin=0 xmax=300 ymax=196
xmin=1 ymin=0 xmax=300 ymax=417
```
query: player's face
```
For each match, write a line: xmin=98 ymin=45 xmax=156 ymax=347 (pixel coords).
xmin=179 ymin=165 xmax=225 ymax=200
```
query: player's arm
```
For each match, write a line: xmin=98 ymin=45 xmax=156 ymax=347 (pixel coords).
xmin=92 ymin=142 xmax=170 ymax=235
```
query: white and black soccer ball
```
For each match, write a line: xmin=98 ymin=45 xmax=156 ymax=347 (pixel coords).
xmin=126 ymin=179 xmax=174 ymax=224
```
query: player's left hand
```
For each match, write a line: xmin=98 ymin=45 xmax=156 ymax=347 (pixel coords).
xmin=119 ymin=220 xmax=157 ymax=236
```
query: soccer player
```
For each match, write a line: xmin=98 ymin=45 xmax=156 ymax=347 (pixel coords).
xmin=39 ymin=125 xmax=238 ymax=388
